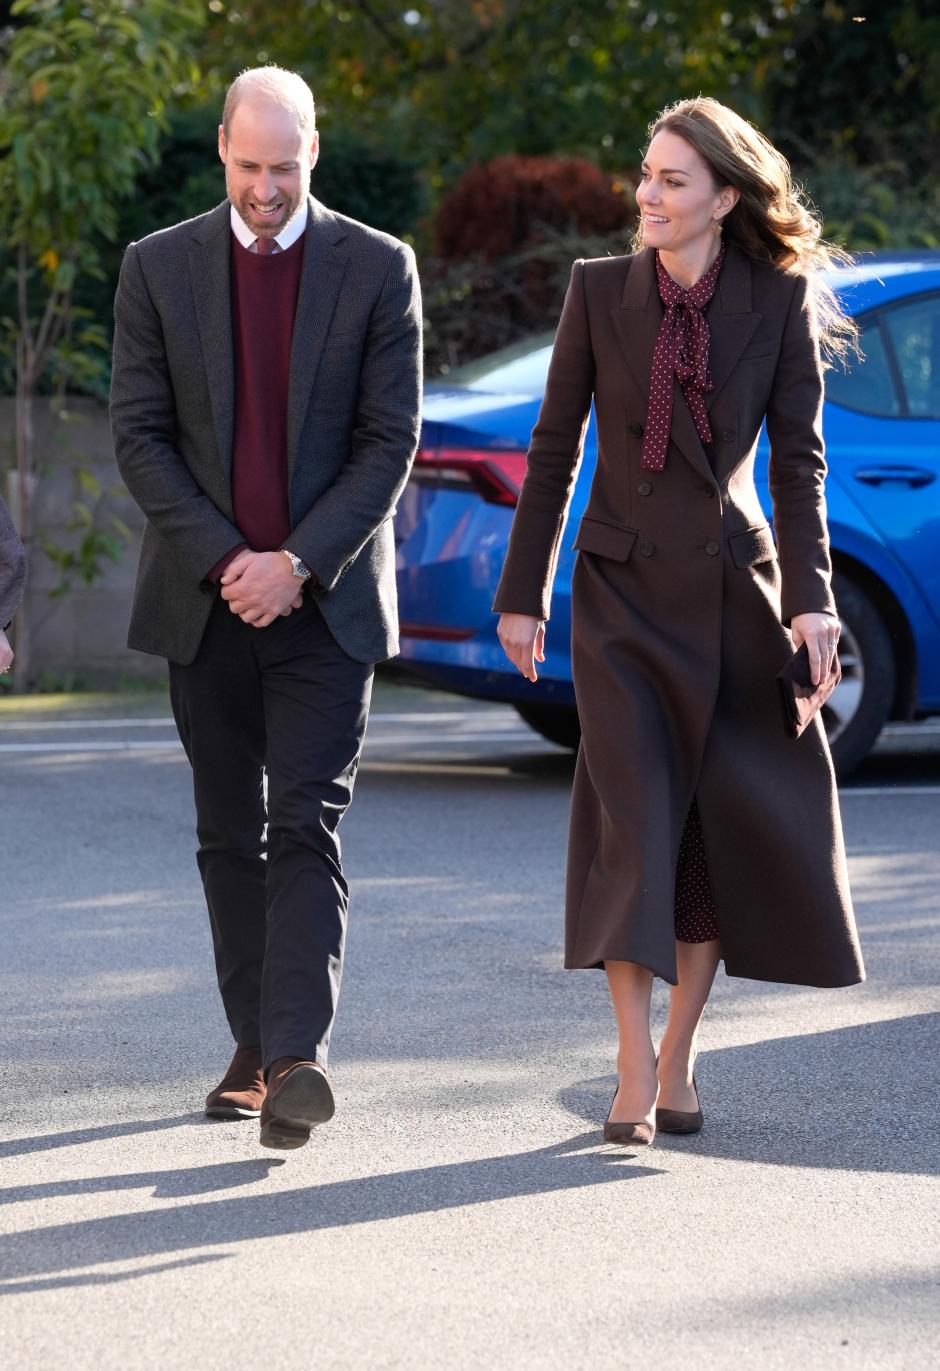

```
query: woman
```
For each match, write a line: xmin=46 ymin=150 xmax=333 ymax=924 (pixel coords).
xmin=494 ymin=97 xmax=864 ymax=1146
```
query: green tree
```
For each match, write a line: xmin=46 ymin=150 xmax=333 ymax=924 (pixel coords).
xmin=0 ymin=0 xmax=205 ymax=687
xmin=199 ymin=1 xmax=790 ymax=194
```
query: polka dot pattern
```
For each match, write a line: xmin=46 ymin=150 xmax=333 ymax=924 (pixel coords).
xmin=641 ymin=245 xmax=726 ymax=473
xmin=674 ymin=799 xmax=719 ymax=943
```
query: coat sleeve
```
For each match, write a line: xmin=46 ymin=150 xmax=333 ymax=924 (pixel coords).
xmin=0 ymin=494 xmax=27 ymax=629
xmin=283 ymin=243 xmax=423 ymax=594
xmin=110 ymin=243 xmax=245 ymax=581
xmin=492 ymin=259 xmax=595 ymax=620
xmin=765 ymin=271 xmax=837 ymax=624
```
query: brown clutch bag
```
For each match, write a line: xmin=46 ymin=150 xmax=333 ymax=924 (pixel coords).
xmin=777 ymin=642 xmax=841 ymax=740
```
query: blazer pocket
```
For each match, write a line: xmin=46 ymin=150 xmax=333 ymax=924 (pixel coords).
xmin=574 ymin=516 xmax=639 ymax=562
xmin=729 ymin=524 xmax=777 ymax=569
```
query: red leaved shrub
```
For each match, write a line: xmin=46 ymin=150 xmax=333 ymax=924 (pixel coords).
xmin=435 ymin=155 xmax=637 ymax=260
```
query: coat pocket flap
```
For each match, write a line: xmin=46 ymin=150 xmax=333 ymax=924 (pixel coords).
xmin=730 ymin=524 xmax=776 ymax=568
xmin=574 ymin=517 xmax=639 ymax=562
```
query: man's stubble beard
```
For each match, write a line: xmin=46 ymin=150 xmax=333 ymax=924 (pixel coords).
xmin=225 ymin=170 xmax=310 ymax=236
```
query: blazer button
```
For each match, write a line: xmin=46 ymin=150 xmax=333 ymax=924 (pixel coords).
xmin=629 ymin=422 xmax=645 ymax=438
xmin=637 ymin=481 xmax=652 ymax=496
xmin=705 ymin=540 xmax=720 ymax=556
xmin=639 ymin=540 xmax=655 ymax=557
xmin=720 ymin=427 xmax=737 ymax=443
xmin=701 ymin=485 xmax=716 ymax=498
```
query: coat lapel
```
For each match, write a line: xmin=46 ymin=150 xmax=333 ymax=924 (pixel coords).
xmin=703 ymin=245 xmax=763 ymax=410
xmin=286 ymin=197 xmax=349 ymax=479
xmin=609 ymin=247 xmax=662 ymax=404
xmin=189 ymin=202 xmax=235 ymax=481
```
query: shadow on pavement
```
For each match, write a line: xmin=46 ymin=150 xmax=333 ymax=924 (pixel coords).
xmin=0 ymin=1158 xmax=285 ymax=1204
xmin=0 ymin=1114 xmax=208 ymax=1162
xmin=0 ymin=1131 xmax=661 ymax=1288
xmin=560 ymin=1012 xmax=939 ymax=1176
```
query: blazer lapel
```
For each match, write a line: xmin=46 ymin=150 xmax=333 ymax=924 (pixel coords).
xmin=189 ymin=202 xmax=235 ymax=481
xmin=609 ymin=247 xmax=662 ymax=404
xmin=286 ymin=197 xmax=350 ymax=479
xmin=704 ymin=245 xmax=763 ymax=410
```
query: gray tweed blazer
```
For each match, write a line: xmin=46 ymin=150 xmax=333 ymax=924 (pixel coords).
xmin=0 ymin=493 xmax=26 ymax=631
xmin=110 ymin=196 xmax=422 ymax=665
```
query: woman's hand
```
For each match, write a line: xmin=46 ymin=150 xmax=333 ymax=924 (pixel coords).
xmin=0 ymin=627 xmax=12 ymax=675
xmin=497 ymin=613 xmax=545 ymax=683
xmin=791 ymin=612 xmax=840 ymax=687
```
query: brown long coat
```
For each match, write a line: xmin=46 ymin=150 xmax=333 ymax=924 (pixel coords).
xmin=494 ymin=245 xmax=864 ymax=988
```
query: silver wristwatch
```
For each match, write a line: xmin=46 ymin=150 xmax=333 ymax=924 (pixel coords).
xmin=281 ymin=549 xmax=312 ymax=581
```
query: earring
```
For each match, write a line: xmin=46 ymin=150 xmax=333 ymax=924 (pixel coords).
xmin=713 ymin=220 xmax=723 ymax=236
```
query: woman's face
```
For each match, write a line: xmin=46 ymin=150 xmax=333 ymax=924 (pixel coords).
xmin=636 ymin=129 xmax=736 ymax=255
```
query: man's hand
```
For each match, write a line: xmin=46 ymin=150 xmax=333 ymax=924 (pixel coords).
xmin=497 ymin=613 xmax=545 ymax=683
xmin=220 ymin=551 xmax=304 ymax=627
xmin=0 ymin=627 xmax=12 ymax=675
xmin=791 ymin=611 xmax=840 ymax=687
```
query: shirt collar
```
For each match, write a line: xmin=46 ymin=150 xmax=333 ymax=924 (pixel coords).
xmin=229 ymin=199 xmax=308 ymax=253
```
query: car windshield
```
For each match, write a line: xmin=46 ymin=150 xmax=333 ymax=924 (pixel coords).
xmin=440 ymin=333 xmax=556 ymax=393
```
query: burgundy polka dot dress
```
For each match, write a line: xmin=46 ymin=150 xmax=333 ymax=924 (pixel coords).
xmin=674 ymin=801 xmax=719 ymax=943
xmin=643 ymin=248 xmax=725 ymax=945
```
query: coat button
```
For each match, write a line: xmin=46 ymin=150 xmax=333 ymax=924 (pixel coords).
xmin=720 ymin=427 xmax=737 ymax=443
xmin=637 ymin=481 xmax=652 ymax=496
xmin=702 ymin=485 xmax=716 ymax=498
xmin=639 ymin=540 xmax=655 ymax=557
xmin=705 ymin=540 xmax=720 ymax=556
xmin=629 ymin=422 xmax=645 ymax=438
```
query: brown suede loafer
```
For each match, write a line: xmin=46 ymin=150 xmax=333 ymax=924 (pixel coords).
xmin=205 ymin=1044 xmax=265 ymax=1119
xmin=259 ymin=1057 xmax=335 ymax=1151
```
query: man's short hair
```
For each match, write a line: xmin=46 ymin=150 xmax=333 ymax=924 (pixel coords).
xmin=223 ymin=66 xmax=316 ymax=138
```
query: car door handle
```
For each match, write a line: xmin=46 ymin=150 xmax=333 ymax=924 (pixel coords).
xmin=854 ymin=466 xmax=936 ymax=488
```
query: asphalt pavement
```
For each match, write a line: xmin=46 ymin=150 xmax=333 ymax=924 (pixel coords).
xmin=0 ymin=684 xmax=937 ymax=1370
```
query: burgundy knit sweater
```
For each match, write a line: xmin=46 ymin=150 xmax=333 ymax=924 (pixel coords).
xmin=209 ymin=231 xmax=305 ymax=579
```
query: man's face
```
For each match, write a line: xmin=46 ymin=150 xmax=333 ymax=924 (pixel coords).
xmin=219 ymin=98 xmax=318 ymax=238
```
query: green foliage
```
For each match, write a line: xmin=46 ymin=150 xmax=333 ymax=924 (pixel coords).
xmin=765 ymin=1 xmax=940 ymax=177
xmin=0 ymin=0 xmax=206 ymax=257
xmin=0 ymin=0 xmax=206 ymax=396
xmin=199 ymin=1 xmax=784 ymax=188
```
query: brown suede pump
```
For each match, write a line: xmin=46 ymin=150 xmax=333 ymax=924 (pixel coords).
xmin=603 ymin=1090 xmax=655 ymax=1147
xmin=655 ymin=1074 xmax=703 ymax=1135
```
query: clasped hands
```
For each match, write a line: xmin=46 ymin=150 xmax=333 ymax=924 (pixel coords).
xmin=220 ymin=550 xmax=304 ymax=627
xmin=498 ymin=610 xmax=841 ymax=688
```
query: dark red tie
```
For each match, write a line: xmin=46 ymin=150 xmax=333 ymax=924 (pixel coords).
xmin=641 ymin=245 xmax=725 ymax=472
xmin=255 ymin=236 xmax=277 ymax=256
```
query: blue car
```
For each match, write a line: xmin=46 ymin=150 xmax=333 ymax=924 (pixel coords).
xmin=394 ymin=251 xmax=940 ymax=775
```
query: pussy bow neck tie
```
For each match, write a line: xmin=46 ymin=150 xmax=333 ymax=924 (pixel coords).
xmin=641 ymin=244 xmax=725 ymax=473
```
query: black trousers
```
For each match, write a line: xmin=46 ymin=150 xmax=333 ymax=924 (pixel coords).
xmin=169 ymin=593 xmax=373 ymax=1070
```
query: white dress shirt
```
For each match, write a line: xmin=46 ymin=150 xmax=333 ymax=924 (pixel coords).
xmin=230 ymin=201 xmax=308 ymax=253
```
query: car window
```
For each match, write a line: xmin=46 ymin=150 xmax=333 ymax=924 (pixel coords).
xmin=882 ymin=294 xmax=940 ymax=418
xmin=825 ymin=321 xmax=901 ymax=417
xmin=441 ymin=333 xmax=555 ymax=394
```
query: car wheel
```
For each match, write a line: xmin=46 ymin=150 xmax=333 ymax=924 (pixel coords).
xmin=826 ymin=573 xmax=895 ymax=777
xmin=514 ymin=701 xmax=581 ymax=751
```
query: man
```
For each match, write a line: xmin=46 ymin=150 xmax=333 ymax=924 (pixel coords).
xmin=111 ymin=67 xmax=422 ymax=1150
